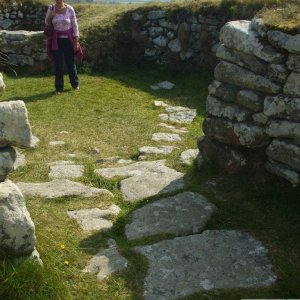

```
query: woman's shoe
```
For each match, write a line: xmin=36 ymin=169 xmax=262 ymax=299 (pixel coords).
xmin=73 ymin=86 xmax=79 ymax=91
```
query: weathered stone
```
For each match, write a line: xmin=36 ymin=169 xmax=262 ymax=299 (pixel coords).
xmin=153 ymin=35 xmax=168 ymax=47
xmin=117 ymin=159 xmax=133 ymax=165
xmin=220 ymin=21 xmax=285 ymax=63
xmin=168 ymin=38 xmax=181 ymax=53
xmin=17 ymin=179 xmax=113 ymax=199
xmin=284 ymin=72 xmax=300 ymax=97
xmin=139 ymin=146 xmax=175 ymax=156
xmin=265 ymin=160 xmax=299 ymax=186
xmin=159 ymin=123 xmax=188 ymax=133
xmin=180 ymin=149 xmax=199 ymax=165
xmin=15 ymin=151 xmax=26 ymax=169
xmin=180 ymin=49 xmax=194 ymax=60
xmin=252 ymin=113 xmax=269 ymax=125
xmin=152 ymin=133 xmax=181 ymax=142
xmin=203 ymin=117 xmax=269 ymax=148
xmin=134 ymin=230 xmax=277 ymax=300
xmin=132 ymin=12 xmax=143 ymax=21
xmin=0 ymin=146 xmax=16 ymax=181
xmin=147 ymin=10 xmax=166 ymax=20
xmin=154 ymin=100 xmax=168 ymax=107
xmin=214 ymin=62 xmax=281 ymax=94
xmin=83 ymin=239 xmax=128 ymax=281
xmin=268 ymin=30 xmax=300 ymax=54
xmin=236 ymin=90 xmax=264 ymax=112
xmin=120 ymin=170 xmax=184 ymax=202
xmin=250 ymin=17 xmax=268 ymax=37
xmin=67 ymin=204 xmax=121 ymax=231
xmin=150 ymin=81 xmax=174 ymax=90
xmin=267 ymin=64 xmax=289 ymax=83
xmin=49 ymin=141 xmax=65 ymax=146
xmin=199 ymin=136 xmax=247 ymax=173
xmin=0 ymin=180 xmax=36 ymax=257
xmin=264 ymin=95 xmax=300 ymax=122
xmin=216 ymin=44 xmax=267 ymax=75
xmin=165 ymin=106 xmax=197 ymax=124
xmin=158 ymin=19 xmax=177 ymax=30
xmin=266 ymin=121 xmax=300 ymax=139
xmin=125 ymin=192 xmax=216 ymax=240
xmin=49 ymin=164 xmax=84 ymax=179
xmin=0 ymin=100 xmax=35 ymax=148
xmin=148 ymin=26 xmax=164 ymax=38
xmin=266 ymin=139 xmax=300 ymax=172
xmin=206 ymin=95 xmax=251 ymax=122
xmin=208 ymin=80 xmax=238 ymax=103
xmin=286 ymin=54 xmax=300 ymax=72
xmin=159 ymin=113 xmax=169 ymax=121
xmin=0 ymin=72 xmax=5 ymax=91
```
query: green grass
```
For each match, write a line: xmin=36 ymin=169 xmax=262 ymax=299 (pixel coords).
xmin=0 ymin=65 xmax=300 ymax=300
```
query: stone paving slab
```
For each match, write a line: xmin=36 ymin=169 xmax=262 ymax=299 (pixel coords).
xmin=17 ymin=179 xmax=113 ymax=199
xmin=180 ymin=149 xmax=199 ymax=165
xmin=134 ymin=230 xmax=277 ymax=300
xmin=83 ymin=239 xmax=128 ymax=281
xmin=152 ymin=133 xmax=181 ymax=142
xmin=160 ymin=106 xmax=197 ymax=124
xmin=67 ymin=204 xmax=121 ymax=231
xmin=150 ymin=81 xmax=175 ymax=90
xmin=139 ymin=146 xmax=175 ymax=157
xmin=49 ymin=164 xmax=84 ymax=179
xmin=120 ymin=170 xmax=184 ymax=202
xmin=159 ymin=123 xmax=188 ymax=133
xmin=125 ymin=192 xmax=216 ymax=240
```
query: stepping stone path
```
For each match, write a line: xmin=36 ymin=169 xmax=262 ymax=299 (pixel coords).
xmin=154 ymin=100 xmax=168 ymax=107
xmin=67 ymin=204 xmax=121 ymax=231
xmin=134 ymin=230 xmax=277 ymax=300
xmin=83 ymin=239 xmax=128 ymax=281
xmin=159 ymin=123 xmax=188 ymax=133
xmin=49 ymin=162 xmax=84 ymax=179
xmin=159 ymin=106 xmax=197 ymax=124
xmin=17 ymin=179 xmax=113 ymax=199
xmin=150 ymin=81 xmax=175 ymax=90
xmin=152 ymin=133 xmax=181 ymax=142
xmin=95 ymin=160 xmax=184 ymax=202
xmin=125 ymin=192 xmax=216 ymax=240
xmin=138 ymin=145 xmax=175 ymax=160
xmin=180 ymin=149 xmax=199 ymax=165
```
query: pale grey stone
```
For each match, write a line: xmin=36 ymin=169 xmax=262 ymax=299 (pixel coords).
xmin=237 ymin=90 xmax=264 ymax=112
xmin=154 ymin=100 xmax=168 ymax=107
xmin=164 ymin=106 xmax=197 ymax=124
xmin=83 ymin=239 xmax=128 ymax=281
xmin=0 ymin=147 xmax=16 ymax=180
xmin=264 ymin=95 xmax=300 ymax=121
xmin=0 ymin=100 xmax=35 ymax=148
xmin=17 ymin=179 xmax=113 ymax=199
xmin=266 ymin=139 xmax=300 ymax=172
xmin=66 ymin=153 xmax=76 ymax=159
xmin=49 ymin=164 xmax=84 ymax=179
xmin=148 ymin=27 xmax=164 ymax=38
xmin=265 ymin=160 xmax=299 ymax=186
xmin=220 ymin=21 xmax=284 ymax=63
xmin=120 ymin=170 xmax=184 ymax=202
xmin=268 ymin=30 xmax=300 ymax=54
xmin=284 ymin=72 xmax=300 ymax=97
xmin=180 ymin=149 xmax=199 ymax=165
xmin=158 ymin=19 xmax=178 ymax=30
xmin=151 ymin=81 xmax=175 ymax=90
xmin=216 ymin=44 xmax=267 ymax=75
xmin=250 ymin=17 xmax=268 ymax=37
xmin=252 ymin=113 xmax=269 ymax=125
xmin=152 ymin=133 xmax=181 ymax=142
xmin=59 ymin=131 xmax=69 ymax=134
xmin=168 ymin=38 xmax=181 ymax=53
xmin=266 ymin=121 xmax=300 ymax=139
xmin=31 ymin=135 xmax=40 ymax=147
xmin=49 ymin=141 xmax=65 ymax=146
xmin=67 ymin=204 xmax=121 ymax=231
xmin=286 ymin=54 xmax=300 ymax=72
xmin=117 ymin=159 xmax=133 ymax=165
xmin=0 ymin=72 xmax=5 ymax=91
xmin=153 ymin=35 xmax=168 ymax=47
xmin=214 ymin=61 xmax=281 ymax=94
xmin=159 ymin=113 xmax=169 ymax=121
xmin=206 ymin=95 xmax=251 ymax=122
xmin=90 ymin=147 xmax=100 ymax=154
xmin=15 ymin=151 xmax=26 ymax=169
xmin=159 ymin=123 xmax=188 ymax=133
xmin=135 ymin=230 xmax=277 ymax=300
xmin=139 ymin=146 xmax=175 ymax=156
xmin=267 ymin=64 xmax=289 ymax=83
xmin=147 ymin=10 xmax=166 ymax=20
xmin=125 ymin=192 xmax=216 ymax=240
xmin=0 ymin=180 xmax=36 ymax=257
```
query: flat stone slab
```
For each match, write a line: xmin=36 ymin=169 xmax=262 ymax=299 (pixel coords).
xmin=163 ymin=106 xmax=197 ymax=124
xmin=139 ymin=146 xmax=175 ymax=156
xmin=152 ymin=133 xmax=181 ymax=142
xmin=150 ymin=81 xmax=175 ymax=90
xmin=83 ymin=239 xmax=128 ymax=281
xmin=159 ymin=123 xmax=188 ymax=133
xmin=49 ymin=164 xmax=84 ymax=179
xmin=49 ymin=141 xmax=65 ymax=146
xmin=125 ymin=192 xmax=216 ymax=240
xmin=16 ymin=179 xmax=113 ymax=199
xmin=67 ymin=204 xmax=121 ymax=231
xmin=180 ymin=149 xmax=199 ymax=165
xmin=134 ymin=230 xmax=277 ymax=300
xmin=154 ymin=100 xmax=168 ymax=107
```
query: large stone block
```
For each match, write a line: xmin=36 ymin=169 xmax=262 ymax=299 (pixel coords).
xmin=220 ymin=21 xmax=285 ymax=63
xmin=237 ymin=90 xmax=264 ymax=112
xmin=214 ymin=61 xmax=281 ymax=94
xmin=216 ymin=44 xmax=267 ymax=75
xmin=268 ymin=30 xmax=300 ymax=54
xmin=266 ymin=121 xmax=300 ymax=139
xmin=206 ymin=95 xmax=251 ymax=122
xmin=266 ymin=139 xmax=300 ymax=172
xmin=0 ymin=180 xmax=36 ymax=257
xmin=0 ymin=146 xmax=16 ymax=181
xmin=284 ymin=72 xmax=300 ymax=97
xmin=203 ymin=117 xmax=269 ymax=148
xmin=286 ymin=54 xmax=300 ymax=72
xmin=208 ymin=80 xmax=238 ymax=103
xmin=267 ymin=64 xmax=289 ymax=83
xmin=264 ymin=95 xmax=300 ymax=122
xmin=0 ymin=100 xmax=34 ymax=148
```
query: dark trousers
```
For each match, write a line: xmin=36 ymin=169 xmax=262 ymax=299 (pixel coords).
xmin=52 ymin=38 xmax=79 ymax=92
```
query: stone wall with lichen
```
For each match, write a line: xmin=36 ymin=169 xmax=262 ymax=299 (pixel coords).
xmin=198 ymin=18 xmax=300 ymax=186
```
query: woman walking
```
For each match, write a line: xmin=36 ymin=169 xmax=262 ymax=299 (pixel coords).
xmin=45 ymin=0 xmax=82 ymax=94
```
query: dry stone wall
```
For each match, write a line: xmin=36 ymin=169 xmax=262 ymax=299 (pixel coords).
xmin=199 ymin=18 xmax=300 ymax=186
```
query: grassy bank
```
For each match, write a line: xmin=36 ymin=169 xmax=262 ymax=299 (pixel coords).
xmin=0 ymin=65 xmax=300 ymax=299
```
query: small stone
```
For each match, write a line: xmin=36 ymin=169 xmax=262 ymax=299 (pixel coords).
xmin=151 ymin=81 xmax=175 ymax=90
xmin=180 ymin=149 xmax=199 ymax=165
xmin=0 ymin=147 xmax=17 ymax=181
xmin=139 ymin=146 xmax=175 ymax=156
xmin=67 ymin=153 xmax=76 ymax=158
xmin=159 ymin=123 xmax=188 ymax=133
xmin=154 ymin=100 xmax=168 ymax=107
xmin=15 ymin=151 xmax=26 ymax=170
xmin=60 ymin=131 xmax=69 ymax=134
xmin=49 ymin=164 xmax=84 ymax=179
xmin=49 ymin=141 xmax=65 ymax=146
xmin=152 ymin=133 xmax=181 ymax=142
xmin=95 ymin=156 xmax=120 ymax=164
xmin=90 ymin=147 xmax=100 ymax=154
xmin=117 ymin=159 xmax=133 ymax=165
